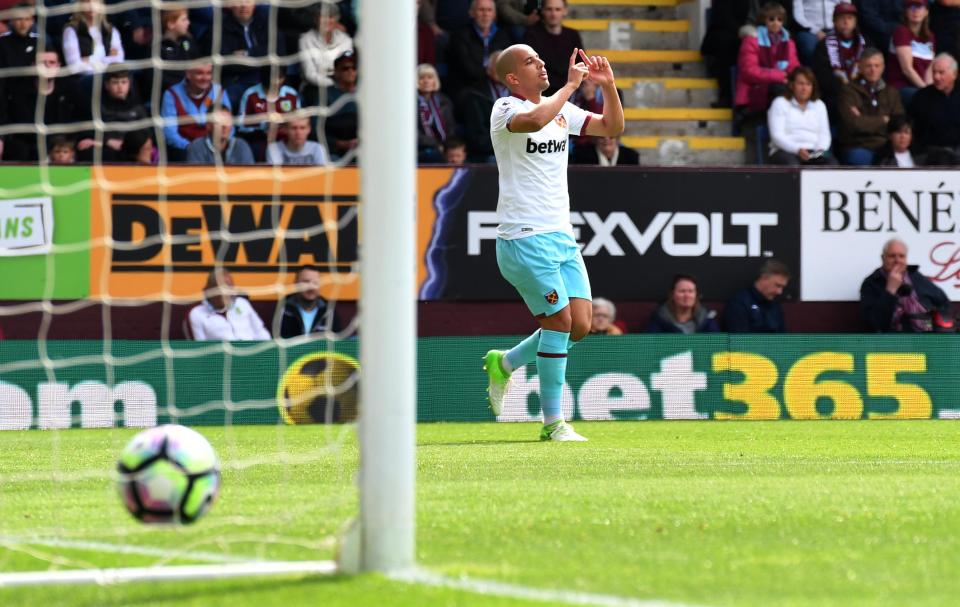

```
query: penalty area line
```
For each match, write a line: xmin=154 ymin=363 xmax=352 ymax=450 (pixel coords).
xmin=389 ymin=567 xmax=712 ymax=607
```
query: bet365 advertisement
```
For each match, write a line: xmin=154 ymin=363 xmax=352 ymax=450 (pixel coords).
xmin=0 ymin=335 xmax=956 ymax=430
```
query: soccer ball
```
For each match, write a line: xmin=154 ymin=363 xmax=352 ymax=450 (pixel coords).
xmin=277 ymin=352 xmax=360 ymax=424
xmin=117 ymin=424 xmax=221 ymax=524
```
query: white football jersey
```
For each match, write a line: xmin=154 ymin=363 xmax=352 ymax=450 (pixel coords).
xmin=490 ymin=95 xmax=591 ymax=240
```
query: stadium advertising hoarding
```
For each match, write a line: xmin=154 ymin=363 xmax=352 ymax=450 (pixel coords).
xmin=419 ymin=167 xmax=801 ymax=302
xmin=801 ymin=170 xmax=960 ymax=301
xmin=88 ymin=166 xmax=454 ymax=301
xmin=1 ymin=335 xmax=956 ymax=429
xmin=0 ymin=167 xmax=90 ymax=299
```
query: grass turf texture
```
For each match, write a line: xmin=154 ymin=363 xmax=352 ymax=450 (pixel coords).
xmin=2 ymin=421 xmax=960 ymax=606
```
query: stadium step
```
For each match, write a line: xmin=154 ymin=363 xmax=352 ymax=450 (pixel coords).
xmin=568 ymin=0 xmax=689 ymax=20
xmin=623 ymin=107 xmax=732 ymax=137
xmin=572 ymin=19 xmax=689 ymax=50
xmin=586 ymin=48 xmax=707 ymax=77
xmin=618 ymin=77 xmax=718 ymax=107
xmin=622 ymin=136 xmax=747 ymax=166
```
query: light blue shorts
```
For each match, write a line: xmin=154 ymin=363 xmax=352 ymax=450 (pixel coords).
xmin=496 ymin=232 xmax=592 ymax=317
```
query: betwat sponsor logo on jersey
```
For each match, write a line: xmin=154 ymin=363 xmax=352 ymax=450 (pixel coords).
xmin=526 ymin=138 xmax=567 ymax=154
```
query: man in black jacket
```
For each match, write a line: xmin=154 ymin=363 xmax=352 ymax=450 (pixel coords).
xmin=446 ymin=0 xmax=511 ymax=103
xmin=277 ymin=266 xmax=342 ymax=339
xmin=908 ymin=53 xmax=960 ymax=163
xmin=723 ymin=260 xmax=791 ymax=333
xmin=860 ymin=238 xmax=950 ymax=332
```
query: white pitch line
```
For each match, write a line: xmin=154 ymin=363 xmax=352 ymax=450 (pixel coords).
xmin=390 ymin=568 xmax=711 ymax=607
xmin=0 ymin=536 xmax=259 ymax=565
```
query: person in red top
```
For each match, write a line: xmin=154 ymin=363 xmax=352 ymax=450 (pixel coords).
xmin=885 ymin=0 xmax=935 ymax=106
xmin=237 ymin=65 xmax=301 ymax=161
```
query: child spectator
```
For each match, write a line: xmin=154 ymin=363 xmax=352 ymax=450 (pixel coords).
xmin=159 ymin=7 xmax=199 ymax=92
xmin=238 ymin=65 xmax=301 ymax=161
xmin=121 ymin=129 xmax=157 ymax=164
xmin=417 ymin=63 xmax=457 ymax=163
xmin=98 ymin=69 xmax=148 ymax=160
xmin=885 ymin=0 xmax=934 ymax=106
xmin=48 ymin=137 xmax=76 ymax=164
xmin=299 ymin=3 xmax=353 ymax=107
xmin=813 ymin=2 xmax=866 ymax=116
xmin=266 ymin=116 xmax=327 ymax=165
xmin=442 ymin=137 xmax=467 ymax=165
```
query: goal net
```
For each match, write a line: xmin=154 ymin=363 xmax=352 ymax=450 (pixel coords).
xmin=0 ymin=0 xmax=415 ymax=590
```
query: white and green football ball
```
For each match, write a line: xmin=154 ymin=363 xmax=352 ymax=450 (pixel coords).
xmin=117 ymin=424 xmax=221 ymax=524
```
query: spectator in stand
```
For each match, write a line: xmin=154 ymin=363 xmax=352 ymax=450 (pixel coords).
xmin=724 ymin=260 xmax=791 ymax=333
xmin=160 ymin=63 xmax=230 ymax=161
xmin=0 ymin=1 xmax=39 ymax=136
xmin=885 ymin=0 xmax=934 ymax=106
xmin=767 ymin=66 xmax=836 ymax=164
xmin=417 ymin=62 xmax=457 ymax=163
xmin=861 ymin=237 xmax=950 ymax=332
xmin=189 ymin=268 xmax=270 ymax=341
xmin=812 ymin=2 xmax=865 ymax=116
xmin=266 ymin=116 xmax=327 ymax=165
xmin=460 ymin=48 xmax=508 ymax=162
xmin=572 ymin=135 xmax=640 ymax=165
xmin=97 ymin=69 xmax=148 ymax=161
xmin=186 ymin=108 xmax=254 ymax=164
xmin=325 ymin=50 xmax=358 ymax=160
xmin=277 ymin=266 xmax=342 ymax=338
xmin=590 ymin=298 xmax=624 ymax=335
xmin=436 ymin=0 xmax=473 ymax=32
xmin=523 ymin=0 xmax=583 ymax=96
xmin=836 ymin=48 xmax=904 ymax=165
xmin=700 ymin=0 xmax=759 ymax=108
xmin=200 ymin=0 xmax=285 ymax=109
xmin=418 ymin=0 xmax=438 ymax=65
xmin=792 ymin=0 xmax=842 ymax=65
xmin=497 ymin=0 xmax=539 ymax=42
xmin=735 ymin=2 xmax=799 ymax=140
xmin=931 ymin=0 xmax=960 ymax=63
xmin=61 ymin=0 xmax=124 ymax=75
xmin=858 ymin=0 xmax=905 ymax=51
xmin=299 ymin=2 xmax=353 ymax=108
xmin=908 ymin=53 xmax=960 ymax=164
xmin=120 ymin=128 xmax=156 ymax=164
xmin=4 ymin=50 xmax=81 ymax=162
xmin=874 ymin=115 xmax=924 ymax=165
xmin=443 ymin=136 xmax=468 ymax=164
xmin=446 ymin=0 xmax=511 ymax=102
xmin=237 ymin=64 xmax=301 ymax=161
xmin=647 ymin=274 xmax=720 ymax=334
xmin=572 ymin=79 xmax=625 ymax=146
xmin=48 ymin=136 xmax=76 ymax=164
xmin=159 ymin=7 xmax=199 ymax=92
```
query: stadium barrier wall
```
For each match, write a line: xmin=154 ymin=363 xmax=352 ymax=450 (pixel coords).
xmin=1 ymin=334 xmax=958 ymax=429
xmin=2 ymin=166 xmax=958 ymax=303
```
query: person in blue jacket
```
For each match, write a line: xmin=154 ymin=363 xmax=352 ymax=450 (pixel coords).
xmin=723 ymin=260 xmax=790 ymax=333
xmin=647 ymin=274 xmax=720 ymax=334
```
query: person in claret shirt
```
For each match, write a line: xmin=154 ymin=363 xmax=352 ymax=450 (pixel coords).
xmin=812 ymin=2 xmax=866 ymax=117
xmin=160 ymin=63 xmax=231 ymax=162
xmin=237 ymin=64 xmax=301 ymax=161
xmin=885 ymin=0 xmax=935 ymax=106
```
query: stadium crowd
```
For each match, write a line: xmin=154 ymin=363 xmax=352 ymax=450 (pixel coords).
xmin=0 ymin=0 xmax=641 ymax=166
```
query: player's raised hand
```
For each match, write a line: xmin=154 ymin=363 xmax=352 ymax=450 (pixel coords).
xmin=578 ymin=49 xmax=615 ymax=87
xmin=567 ymin=47 xmax=589 ymax=88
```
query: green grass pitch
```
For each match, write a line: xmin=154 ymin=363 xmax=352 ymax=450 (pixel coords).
xmin=2 ymin=420 xmax=960 ymax=606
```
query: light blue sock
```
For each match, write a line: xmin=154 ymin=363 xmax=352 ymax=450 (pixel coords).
xmin=504 ymin=330 xmax=540 ymax=372
xmin=537 ymin=329 xmax=569 ymax=425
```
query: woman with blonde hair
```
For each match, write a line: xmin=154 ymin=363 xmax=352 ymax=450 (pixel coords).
xmin=417 ymin=63 xmax=457 ymax=163
xmin=62 ymin=0 xmax=124 ymax=74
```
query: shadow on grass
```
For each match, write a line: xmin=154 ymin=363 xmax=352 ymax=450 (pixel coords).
xmin=419 ymin=439 xmax=542 ymax=446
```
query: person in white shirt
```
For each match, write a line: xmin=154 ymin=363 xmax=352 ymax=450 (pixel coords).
xmin=188 ymin=269 xmax=271 ymax=341
xmin=481 ymin=44 xmax=624 ymax=442
xmin=298 ymin=3 xmax=353 ymax=106
xmin=768 ymin=66 xmax=837 ymax=164
xmin=61 ymin=1 xmax=125 ymax=75
xmin=267 ymin=116 xmax=328 ymax=165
